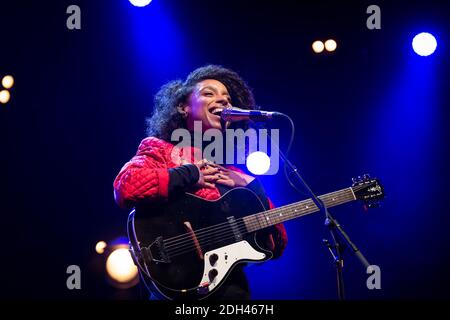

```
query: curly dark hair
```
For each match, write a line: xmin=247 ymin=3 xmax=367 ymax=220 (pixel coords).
xmin=146 ymin=65 xmax=257 ymax=142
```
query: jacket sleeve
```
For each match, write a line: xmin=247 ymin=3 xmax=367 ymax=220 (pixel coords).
xmin=113 ymin=138 xmax=171 ymax=209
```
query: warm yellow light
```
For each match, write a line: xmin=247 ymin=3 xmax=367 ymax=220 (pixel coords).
xmin=106 ymin=248 xmax=138 ymax=283
xmin=325 ymin=39 xmax=337 ymax=52
xmin=0 ymin=90 xmax=10 ymax=104
xmin=312 ymin=40 xmax=325 ymax=53
xmin=2 ymin=75 xmax=14 ymax=89
xmin=95 ymin=241 xmax=107 ymax=254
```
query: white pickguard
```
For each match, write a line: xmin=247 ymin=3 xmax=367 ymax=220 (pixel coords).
xmin=198 ymin=240 xmax=266 ymax=294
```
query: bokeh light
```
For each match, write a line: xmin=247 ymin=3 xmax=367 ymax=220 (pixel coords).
xmin=105 ymin=248 xmax=138 ymax=284
xmin=412 ymin=32 xmax=437 ymax=56
xmin=324 ymin=39 xmax=337 ymax=52
xmin=129 ymin=0 xmax=152 ymax=7
xmin=312 ymin=40 xmax=325 ymax=53
xmin=246 ymin=151 xmax=271 ymax=175
xmin=95 ymin=241 xmax=107 ymax=254
xmin=0 ymin=90 xmax=10 ymax=104
xmin=1 ymin=75 xmax=14 ymax=89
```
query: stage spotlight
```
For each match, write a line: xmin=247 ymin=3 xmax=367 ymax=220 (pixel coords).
xmin=106 ymin=247 xmax=138 ymax=286
xmin=129 ymin=0 xmax=152 ymax=7
xmin=312 ymin=40 xmax=325 ymax=53
xmin=324 ymin=39 xmax=337 ymax=52
xmin=1 ymin=75 xmax=14 ymax=89
xmin=95 ymin=241 xmax=107 ymax=254
xmin=412 ymin=32 xmax=437 ymax=56
xmin=246 ymin=151 xmax=271 ymax=175
xmin=0 ymin=90 xmax=10 ymax=104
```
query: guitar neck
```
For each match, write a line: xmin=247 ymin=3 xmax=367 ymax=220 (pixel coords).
xmin=243 ymin=187 xmax=357 ymax=233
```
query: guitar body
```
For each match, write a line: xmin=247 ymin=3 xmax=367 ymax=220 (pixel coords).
xmin=127 ymin=188 xmax=272 ymax=300
xmin=126 ymin=175 xmax=384 ymax=300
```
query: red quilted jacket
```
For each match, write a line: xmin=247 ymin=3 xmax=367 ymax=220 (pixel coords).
xmin=113 ymin=137 xmax=287 ymax=258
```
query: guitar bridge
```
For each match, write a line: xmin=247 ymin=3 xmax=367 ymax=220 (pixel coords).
xmin=137 ymin=236 xmax=171 ymax=265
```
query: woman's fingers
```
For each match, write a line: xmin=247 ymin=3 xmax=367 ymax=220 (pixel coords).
xmin=196 ymin=159 xmax=221 ymax=170
xmin=196 ymin=158 xmax=212 ymax=168
xmin=194 ymin=161 xmax=245 ymax=189
xmin=216 ymin=177 xmax=235 ymax=187
xmin=196 ymin=159 xmax=208 ymax=169
xmin=213 ymin=164 xmax=229 ymax=173
xmin=204 ymin=174 xmax=220 ymax=182
xmin=202 ymin=167 xmax=220 ymax=175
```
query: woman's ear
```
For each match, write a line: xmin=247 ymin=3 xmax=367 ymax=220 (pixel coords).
xmin=177 ymin=103 xmax=189 ymax=118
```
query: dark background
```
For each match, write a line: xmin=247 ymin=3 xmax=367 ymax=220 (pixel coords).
xmin=0 ymin=0 xmax=449 ymax=299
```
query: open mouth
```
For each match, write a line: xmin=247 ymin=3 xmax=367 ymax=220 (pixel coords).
xmin=209 ymin=106 xmax=224 ymax=117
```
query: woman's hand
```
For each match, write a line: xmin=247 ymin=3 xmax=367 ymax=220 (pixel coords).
xmin=191 ymin=159 xmax=221 ymax=189
xmin=214 ymin=164 xmax=254 ymax=188
xmin=179 ymin=159 xmax=254 ymax=189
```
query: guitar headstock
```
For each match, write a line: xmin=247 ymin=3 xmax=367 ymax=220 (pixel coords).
xmin=351 ymin=174 xmax=384 ymax=209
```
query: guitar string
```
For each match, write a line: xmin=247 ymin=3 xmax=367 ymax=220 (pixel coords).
xmin=163 ymin=191 xmax=356 ymax=252
xmin=162 ymin=190 xmax=355 ymax=249
xmin=164 ymin=194 xmax=355 ymax=257
xmin=166 ymin=198 xmax=354 ymax=259
xmin=164 ymin=189 xmax=362 ymax=244
xmin=162 ymin=184 xmax=369 ymax=245
xmin=162 ymin=187 xmax=360 ymax=247
xmin=162 ymin=187 xmax=359 ymax=246
xmin=163 ymin=192 xmax=356 ymax=254
xmin=163 ymin=192 xmax=354 ymax=252
xmin=165 ymin=195 xmax=355 ymax=259
xmin=166 ymin=195 xmax=356 ymax=259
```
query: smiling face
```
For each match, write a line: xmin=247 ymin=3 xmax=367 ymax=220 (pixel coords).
xmin=184 ymin=79 xmax=232 ymax=131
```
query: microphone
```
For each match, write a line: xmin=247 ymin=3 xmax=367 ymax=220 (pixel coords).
xmin=220 ymin=106 xmax=282 ymax=122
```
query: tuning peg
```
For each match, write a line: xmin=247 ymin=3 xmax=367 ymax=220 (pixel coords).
xmin=363 ymin=174 xmax=371 ymax=179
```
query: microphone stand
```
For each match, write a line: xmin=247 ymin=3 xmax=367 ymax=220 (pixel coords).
xmin=266 ymin=116 xmax=370 ymax=300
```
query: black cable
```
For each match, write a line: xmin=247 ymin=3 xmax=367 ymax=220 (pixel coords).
xmin=277 ymin=113 xmax=310 ymax=196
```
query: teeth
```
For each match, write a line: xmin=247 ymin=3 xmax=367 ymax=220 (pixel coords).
xmin=210 ymin=108 xmax=223 ymax=115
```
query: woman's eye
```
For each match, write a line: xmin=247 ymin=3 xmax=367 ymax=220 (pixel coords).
xmin=204 ymin=92 xmax=213 ymax=97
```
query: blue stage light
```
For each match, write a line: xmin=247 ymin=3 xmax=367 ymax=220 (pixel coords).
xmin=129 ymin=0 xmax=152 ymax=7
xmin=412 ymin=32 xmax=437 ymax=56
xmin=246 ymin=151 xmax=271 ymax=175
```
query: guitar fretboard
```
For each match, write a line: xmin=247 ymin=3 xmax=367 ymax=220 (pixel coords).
xmin=243 ymin=188 xmax=356 ymax=232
